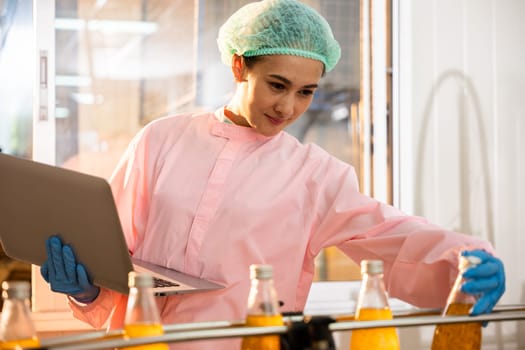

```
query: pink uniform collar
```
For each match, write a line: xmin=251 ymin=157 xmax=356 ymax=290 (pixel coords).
xmin=211 ymin=107 xmax=277 ymax=142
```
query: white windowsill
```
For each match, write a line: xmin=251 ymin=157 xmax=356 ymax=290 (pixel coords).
xmin=32 ymin=311 xmax=94 ymax=333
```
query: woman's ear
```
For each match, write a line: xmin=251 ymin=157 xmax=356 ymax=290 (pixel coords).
xmin=231 ymin=54 xmax=246 ymax=82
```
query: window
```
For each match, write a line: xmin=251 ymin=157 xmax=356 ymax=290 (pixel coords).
xmin=0 ymin=0 xmax=33 ymax=309
xmin=3 ymin=1 xmax=392 ymax=319
xmin=50 ymin=0 xmax=365 ymax=282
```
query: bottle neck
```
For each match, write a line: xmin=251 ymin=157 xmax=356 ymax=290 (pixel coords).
xmin=124 ymin=286 xmax=162 ymax=325
xmin=247 ymin=278 xmax=280 ymax=316
xmin=0 ymin=298 xmax=38 ymax=340
xmin=2 ymin=298 xmax=33 ymax=315
xmin=446 ymin=266 xmax=478 ymax=306
xmin=356 ymin=272 xmax=390 ymax=310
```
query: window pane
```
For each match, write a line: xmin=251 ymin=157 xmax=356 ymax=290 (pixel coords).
xmin=0 ymin=0 xmax=33 ymax=158
xmin=54 ymin=0 xmax=362 ymax=281
xmin=294 ymin=0 xmax=362 ymax=281
xmin=0 ymin=0 xmax=33 ymax=307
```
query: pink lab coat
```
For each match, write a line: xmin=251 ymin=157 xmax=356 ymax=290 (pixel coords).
xmin=68 ymin=109 xmax=494 ymax=349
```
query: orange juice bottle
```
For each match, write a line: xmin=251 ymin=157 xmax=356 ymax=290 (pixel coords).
xmin=0 ymin=281 xmax=40 ymax=350
xmin=349 ymin=260 xmax=399 ymax=350
xmin=123 ymin=272 xmax=169 ymax=350
xmin=431 ymin=255 xmax=482 ymax=350
xmin=241 ymin=265 xmax=284 ymax=350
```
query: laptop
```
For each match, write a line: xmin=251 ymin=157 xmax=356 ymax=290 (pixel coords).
xmin=0 ymin=153 xmax=224 ymax=296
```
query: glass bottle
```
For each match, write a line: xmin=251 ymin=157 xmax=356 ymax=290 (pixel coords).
xmin=431 ymin=254 xmax=482 ymax=350
xmin=241 ymin=264 xmax=284 ymax=350
xmin=349 ymin=260 xmax=400 ymax=350
xmin=123 ymin=272 xmax=169 ymax=350
xmin=0 ymin=281 xmax=40 ymax=349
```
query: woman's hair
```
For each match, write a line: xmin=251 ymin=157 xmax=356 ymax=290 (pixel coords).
xmin=243 ymin=55 xmax=326 ymax=77
xmin=217 ymin=0 xmax=341 ymax=72
xmin=242 ymin=55 xmax=263 ymax=69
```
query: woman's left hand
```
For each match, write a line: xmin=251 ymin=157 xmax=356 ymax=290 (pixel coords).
xmin=460 ymin=249 xmax=506 ymax=316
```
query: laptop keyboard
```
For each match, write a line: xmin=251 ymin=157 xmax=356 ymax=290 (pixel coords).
xmin=153 ymin=277 xmax=180 ymax=288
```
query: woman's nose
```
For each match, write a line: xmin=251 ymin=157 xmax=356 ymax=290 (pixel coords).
xmin=275 ymin=94 xmax=294 ymax=118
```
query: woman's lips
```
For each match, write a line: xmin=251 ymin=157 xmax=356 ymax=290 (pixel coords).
xmin=266 ymin=115 xmax=285 ymax=126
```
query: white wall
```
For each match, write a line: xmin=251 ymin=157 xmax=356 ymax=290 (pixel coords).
xmin=397 ymin=0 xmax=525 ymax=348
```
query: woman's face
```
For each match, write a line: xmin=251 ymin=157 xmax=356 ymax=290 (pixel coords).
xmin=227 ymin=55 xmax=324 ymax=137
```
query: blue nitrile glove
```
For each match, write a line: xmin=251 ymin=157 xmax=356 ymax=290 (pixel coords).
xmin=460 ymin=249 xmax=506 ymax=316
xmin=40 ymin=236 xmax=100 ymax=304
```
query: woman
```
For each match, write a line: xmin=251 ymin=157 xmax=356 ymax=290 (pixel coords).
xmin=42 ymin=0 xmax=505 ymax=348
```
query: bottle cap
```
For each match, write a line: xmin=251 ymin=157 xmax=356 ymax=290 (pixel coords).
xmin=2 ymin=281 xmax=30 ymax=300
xmin=128 ymin=271 xmax=154 ymax=288
xmin=465 ymin=255 xmax=482 ymax=266
xmin=459 ymin=254 xmax=482 ymax=271
xmin=361 ymin=260 xmax=383 ymax=275
xmin=250 ymin=264 xmax=273 ymax=280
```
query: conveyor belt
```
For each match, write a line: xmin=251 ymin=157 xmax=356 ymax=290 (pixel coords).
xmin=36 ymin=304 xmax=525 ymax=350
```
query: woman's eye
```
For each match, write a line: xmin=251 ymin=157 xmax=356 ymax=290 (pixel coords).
xmin=270 ymin=82 xmax=285 ymax=90
xmin=299 ymin=90 xmax=314 ymax=97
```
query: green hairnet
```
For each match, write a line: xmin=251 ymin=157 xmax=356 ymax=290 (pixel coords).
xmin=217 ymin=0 xmax=341 ymax=72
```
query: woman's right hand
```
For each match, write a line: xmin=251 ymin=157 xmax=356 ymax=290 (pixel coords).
xmin=41 ymin=235 xmax=100 ymax=303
